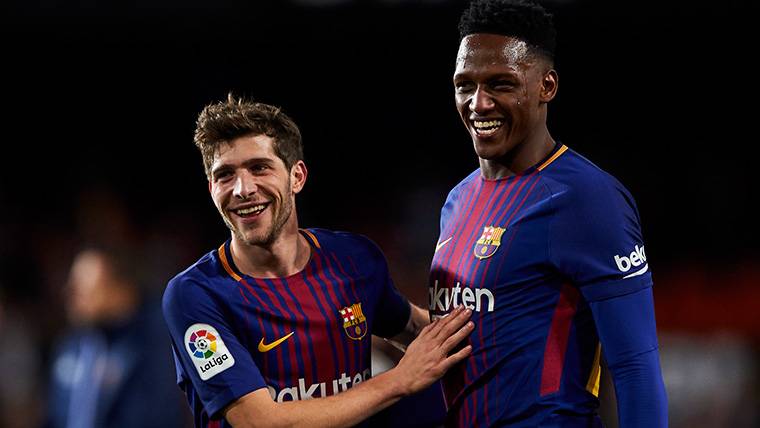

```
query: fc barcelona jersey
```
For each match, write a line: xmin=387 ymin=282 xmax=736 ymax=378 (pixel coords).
xmin=163 ymin=229 xmax=411 ymax=427
xmin=430 ymin=144 xmax=654 ymax=427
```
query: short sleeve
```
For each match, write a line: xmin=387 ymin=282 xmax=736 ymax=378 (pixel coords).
xmin=548 ymin=175 xmax=653 ymax=302
xmin=362 ymin=239 xmax=411 ymax=339
xmin=162 ymin=275 xmax=267 ymax=418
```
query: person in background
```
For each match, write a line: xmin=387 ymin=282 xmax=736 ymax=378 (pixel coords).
xmin=45 ymin=246 xmax=189 ymax=428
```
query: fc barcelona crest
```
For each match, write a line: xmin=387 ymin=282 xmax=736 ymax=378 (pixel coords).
xmin=474 ymin=226 xmax=506 ymax=259
xmin=339 ymin=303 xmax=368 ymax=340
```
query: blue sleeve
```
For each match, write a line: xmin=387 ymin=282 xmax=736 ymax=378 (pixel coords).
xmin=548 ymin=173 xmax=666 ymax=426
xmin=372 ymin=266 xmax=411 ymax=339
xmin=589 ymin=287 xmax=668 ymax=427
xmin=549 ymin=173 xmax=651 ymax=297
xmin=162 ymin=274 xmax=267 ymax=418
xmin=360 ymin=237 xmax=411 ymax=339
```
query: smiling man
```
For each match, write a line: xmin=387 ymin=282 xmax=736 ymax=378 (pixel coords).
xmin=162 ymin=94 xmax=472 ymax=427
xmin=428 ymin=0 xmax=668 ymax=427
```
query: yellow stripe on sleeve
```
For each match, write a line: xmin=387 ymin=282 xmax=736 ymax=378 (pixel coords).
xmin=586 ymin=342 xmax=602 ymax=397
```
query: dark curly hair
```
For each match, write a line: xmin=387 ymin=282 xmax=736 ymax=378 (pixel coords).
xmin=194 ymin=93 xmax=303 ymax=179
xmin=459 ymin=0 xmax=556 ymax=61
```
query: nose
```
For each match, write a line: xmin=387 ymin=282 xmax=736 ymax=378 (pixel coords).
xmin=232 ymin=170 xmax=257 ymax=200
xmin=469 ymin=86 xmax=494 ymax=114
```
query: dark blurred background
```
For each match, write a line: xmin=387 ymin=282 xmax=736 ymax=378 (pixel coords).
xmin=1 ymin=0 xmax=758 ymax=427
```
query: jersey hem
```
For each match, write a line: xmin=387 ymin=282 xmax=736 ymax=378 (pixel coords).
xmin=579 ymin=273 xmax=653 ymax=302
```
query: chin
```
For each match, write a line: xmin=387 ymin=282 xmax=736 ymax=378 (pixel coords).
xmin=473 ymin=144 xmax=505 ymax=160
xmin=240 ymin=233 xmax=271 ymax=247
xmin=241 ymin=226 xmax=281 ymax=247
xmin=473 ymin=136 xmax=517 ymax=160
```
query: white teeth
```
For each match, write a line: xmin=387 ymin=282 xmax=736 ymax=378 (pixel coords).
xmin=236 ymin=204 xmax=265 ymax=215
xmin=473 ymin=119 xmax=503 ymax=137
xmin=473 ymin=120 xmax=503 ymax=129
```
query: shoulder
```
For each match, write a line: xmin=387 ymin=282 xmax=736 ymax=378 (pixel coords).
xmin=542 ymin=147 xmax=638 ymax=214
xmin=162 ymin=248 xmax=226 ymax=313
xmin=304 ymin=228 xmax=385 ymax=260
xmin=439 ymin=169 xmax=480 ymax=224
xmin=303 ymin=228 xmax=389 ymax=276
xmin=445 ymin=169 xmax=481 ymax=203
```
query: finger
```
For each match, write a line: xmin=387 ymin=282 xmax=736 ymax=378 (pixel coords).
xmin=417 ymin=316 xmax=440 ymax=339
xmin=442 ymin=345 xmax=473 ymax=369
xmin=441 ymin=320 xmax=475 ymax=353
xmin=427 ymin=305 xmax=465 ymax=338
xmin=433 ymin=306 xmax=472 ymax=340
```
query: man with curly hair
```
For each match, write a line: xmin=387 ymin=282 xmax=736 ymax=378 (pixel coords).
xmin=428 ymin=0 xmax=668 ymax=426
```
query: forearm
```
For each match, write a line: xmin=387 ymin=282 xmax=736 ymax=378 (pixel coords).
xmin=589 ymin=286 xmax=668 ymax=427
xmin=227 ymin=367 xmax=407 ymax=428
xmin=226 ymin=306 xmax=472 ymax=428
xmin=608 ymin=348 xmax=668 ymax=427
xmin=291 ymin=367 xmax=407 ymax=427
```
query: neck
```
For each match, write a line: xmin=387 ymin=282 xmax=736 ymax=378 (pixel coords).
xmin=230 ymin=220 xmax=311 ymax=278
xmin=480 ymin=128 xmax=555 ymax=180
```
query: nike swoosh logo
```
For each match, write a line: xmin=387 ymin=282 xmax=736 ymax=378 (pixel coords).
xmin=435 ymin=237 xmax=453 ymax=252
xmin=258 ymin=331 xmax=294 ymax=352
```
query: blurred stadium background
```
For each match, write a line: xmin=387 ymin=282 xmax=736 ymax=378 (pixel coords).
xmin=1 ymin=0 xmax=758 ymax=427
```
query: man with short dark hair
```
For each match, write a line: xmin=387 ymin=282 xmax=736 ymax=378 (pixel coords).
xmin=163 ymin=94 xmax=472 ymax=427
xmin=428 ymin=0 xmax=668 ymax=426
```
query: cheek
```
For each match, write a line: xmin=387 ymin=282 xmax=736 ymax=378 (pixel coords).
xmin=509 ymin=95 xmax=532 ymax=115
xmin=210 ymin=186 xmax=228 ymax=207
xmin=455 ymin=99 xmax=469 ymax=118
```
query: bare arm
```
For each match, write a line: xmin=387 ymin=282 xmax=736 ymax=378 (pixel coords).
xmin=224 ymin=306 xmax=472 ymax=428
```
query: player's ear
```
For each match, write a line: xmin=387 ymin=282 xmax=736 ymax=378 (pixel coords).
xmin=291 ymin=160 xmax=308 ymax=194
xmin=208 ymin=180 xmax=212 ymax=193
xmin=540 ymin=69 xmax=558 ymax=103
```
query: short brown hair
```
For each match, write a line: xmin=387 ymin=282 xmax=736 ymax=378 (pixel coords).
xmin=194 ymin=93 xmax=303 ymax=178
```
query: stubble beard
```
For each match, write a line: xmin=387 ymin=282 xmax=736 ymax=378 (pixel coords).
xmin=224 ymin=179 xmax=294 ymax=248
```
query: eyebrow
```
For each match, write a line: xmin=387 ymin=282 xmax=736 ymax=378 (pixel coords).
xmin=453 ymin=70 xmax=519 ymax=81
xmin=211 ymin=157 xmax=275 ymax=177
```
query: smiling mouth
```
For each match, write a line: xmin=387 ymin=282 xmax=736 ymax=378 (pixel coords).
xmin=472 ymin=119 xmax=504 ymax=137
xmin=233 ymin=203 xmax=269 ymax=218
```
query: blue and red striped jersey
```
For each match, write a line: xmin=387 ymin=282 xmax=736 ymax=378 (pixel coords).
xmin=430 ymin=144 xmax=656 ymax=427
xmin=163 ymin=228 xmax=411 ymax=427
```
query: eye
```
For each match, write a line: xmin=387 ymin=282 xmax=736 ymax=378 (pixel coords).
xmin=250 ymin=164 xmax=270 ymax=174
xmin=214 ymin=170 xmax=233 ymax=182
xmin=491 ymin=80 xmax=515 ymax=91
xmin=455 ymin=81 xmax=475 ymax=94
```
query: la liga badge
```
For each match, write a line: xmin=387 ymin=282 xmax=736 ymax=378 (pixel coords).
xmin=184 ymin=323 xmax=235 ymax=381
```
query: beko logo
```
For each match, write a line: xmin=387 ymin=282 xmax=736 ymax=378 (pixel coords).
xmin=614 ymin=245 xmax=648 ymax=278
